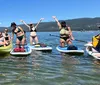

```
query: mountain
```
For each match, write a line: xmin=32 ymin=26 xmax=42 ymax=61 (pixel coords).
xmin=0 ymin=17 xmax=100 ymax=32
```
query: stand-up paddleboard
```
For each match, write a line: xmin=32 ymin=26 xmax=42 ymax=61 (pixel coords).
xmin=86 ymin=43 xmax=100 ymax=60
xmin=29 ymin=43 xmax=52 ymax=52
xmin=56 ymin=45 xmax=84 ymax=55
xmin=0 ymin=42 xmax=12 ymax=55
xmin=10 ymin=46 xmax=32 ymax=56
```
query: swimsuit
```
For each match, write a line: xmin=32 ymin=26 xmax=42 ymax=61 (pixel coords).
xmin=17 ymin=35 xmax=24 ymax=41
xmin=60 ymin=27 xmax=70 ymax=41
xmin=4 ymin=34 xmax=9 ymax=40
xmin=13 ymin=27 xmax=24 ymax=41
xmin=30 ymin=27 xmax=37 ymax=32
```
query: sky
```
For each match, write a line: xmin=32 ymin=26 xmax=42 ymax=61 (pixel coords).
xmin=0 ymin=0 xmax=100 ymax=27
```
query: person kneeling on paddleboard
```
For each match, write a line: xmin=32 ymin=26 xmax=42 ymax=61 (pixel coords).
xmin=0 ymin=32 xmax=8 ymax=47
xmin=20 ymin=18 xmax=44 ymax=45
xmin=52 ymin=16 xmax=74 ymax=47
xmin=11 ymin=22 xmax=25 ymax=52
xmin=92 ymin=34 xmax=100 ymax=52
xmin=3 ymin=28 xmax=11 ymax=45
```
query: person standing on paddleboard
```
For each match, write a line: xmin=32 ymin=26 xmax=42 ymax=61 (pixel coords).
xmin=20 ymin=18 xmax=44 ymax=45
xmin=52 ymin=16 xmax=74 ymax=47
xmin=11 ymin=22 xmax=25 ymax=50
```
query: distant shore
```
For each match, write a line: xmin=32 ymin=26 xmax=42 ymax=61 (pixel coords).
xmin=0 ymin=17 xmax=100 ymax=32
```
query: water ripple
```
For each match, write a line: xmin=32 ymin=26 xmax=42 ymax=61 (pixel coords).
xmin=0 ymin=31 xmax=100 ymax=85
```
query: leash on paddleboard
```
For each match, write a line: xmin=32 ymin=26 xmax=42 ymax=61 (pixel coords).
xmin=49 ymin=34 xmax=88 ymax=43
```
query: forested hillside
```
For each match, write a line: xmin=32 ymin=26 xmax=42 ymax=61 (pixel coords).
xmin=0 ymin=17 xmax=100 ymax=32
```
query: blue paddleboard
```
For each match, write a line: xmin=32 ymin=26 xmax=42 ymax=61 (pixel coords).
xmin=56 ymin=45 xmax=84 ymax=54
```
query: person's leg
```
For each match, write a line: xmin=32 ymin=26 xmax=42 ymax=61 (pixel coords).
xmin=0 ymin=42 xmax=6 ymax=46
xmin=34 ymin=36 xmax=39 ymax=44
xmin=30 ymin=36 xmax=33 ymax=45
xmin=16 ymin=39 xmax=20 ymax=48
xmin=60 ymin=39 xmax=65 ymax=47
xmin=4 ymin=39 xmax=10 ymax=46
xmin=21 ymin=37 xmax=25 ymax=48
xmin=88 ymin=46 xmax=92 ymax=51
xmin=24 ymin=37 xmax=26 ymax=44
xmin=6 ymin=40 xmax=10 ymax=45
xmin=66 ymin=39 xmax=72 ymax=45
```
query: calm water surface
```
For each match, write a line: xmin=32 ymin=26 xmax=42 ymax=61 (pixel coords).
xmin=0 ymin=31 xmax=100 ymax=85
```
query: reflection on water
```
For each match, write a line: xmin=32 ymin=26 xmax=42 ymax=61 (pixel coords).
xmin=0 ymin=31 xmax=100 ymax=85
xmin=0 ymin=53 xmax=11 ymax=59
xmin=61 ymin=54 xmax=80 ymax=68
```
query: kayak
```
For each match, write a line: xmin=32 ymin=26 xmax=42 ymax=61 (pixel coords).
xmin=86 ymin=43 xmax=100 ymax=60
xmin=56 ymin=45 xmax=84 ymax=55
xmin=29 ymin=43 xmax=52 ymax=52
xmin=10 ymin=46 xmax=32 ymax=56
xmin=0 ymin=42 xmax=13 ymax=54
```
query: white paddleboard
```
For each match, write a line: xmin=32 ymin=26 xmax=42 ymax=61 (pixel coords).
xmin=29 ymin=44 xmax=52 ymax=51
xmin=10 ymin=46 xmax=32 ymax=56
xmin=86 ymin=44 xmax=100 ymax=60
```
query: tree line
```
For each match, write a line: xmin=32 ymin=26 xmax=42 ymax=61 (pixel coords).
xmin=0 ymin=17 xmax=100 ymax=32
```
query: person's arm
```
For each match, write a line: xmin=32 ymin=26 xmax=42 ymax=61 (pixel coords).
xmin=11 ymin=32 xmax=14 ymax=40
xmin=3 ymin=37 xmax=6 ymax=44
xmin=68 ymin=26 xmax=74 ymax=40
xmin=8 ymin=35 xmax=11 ymax=41
xmin=20 ymin=20 xmax=30 ymax=29
xmin=34 ymin=18 xmax=44 ymax=29
xmin=52 ymin=16 xmax=61 ymax=29
xmin=18 ymin=26 xmax=24 ymax=33
xmin=2 ymin=33 xmax=5 ymax=37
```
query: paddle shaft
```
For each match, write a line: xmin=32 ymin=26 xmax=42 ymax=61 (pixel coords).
xmin=49 ymin=34 xmax=88 ymax=43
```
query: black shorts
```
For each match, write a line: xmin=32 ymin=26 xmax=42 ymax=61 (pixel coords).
xmin=60 ymin=36 xmax=70 ymax=41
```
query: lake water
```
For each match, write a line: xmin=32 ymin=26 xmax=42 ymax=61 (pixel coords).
xmin=0 ymin=31 xmax=100 ymax=85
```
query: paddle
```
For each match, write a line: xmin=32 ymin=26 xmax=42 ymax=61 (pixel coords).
xmin=49 ymin=34 xmax=88 ymax=43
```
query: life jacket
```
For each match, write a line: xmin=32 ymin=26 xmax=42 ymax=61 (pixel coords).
xmin=92 ymin=34 xmax=100 ymax=48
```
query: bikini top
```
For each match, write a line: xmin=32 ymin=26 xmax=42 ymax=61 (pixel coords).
xmin=30 ymin=27 xmax=37 ymax=32
xmin=4 ymin=33 xmax=9 ymax=40
xmin=12 ymin=26 xmax=22 ymax=34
